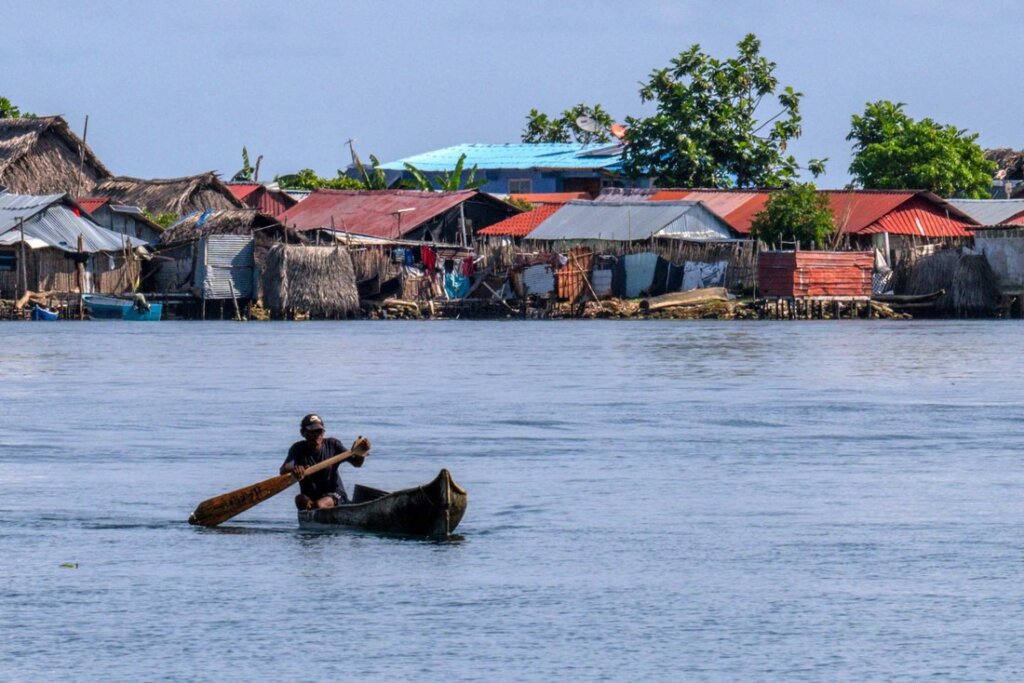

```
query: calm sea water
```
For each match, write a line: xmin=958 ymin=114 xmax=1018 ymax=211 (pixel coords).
xmin=2 ymin=320 xmax=1024 ymax=681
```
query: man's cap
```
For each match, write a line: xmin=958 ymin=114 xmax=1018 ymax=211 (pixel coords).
xmin=301 ymin=414 xmax=325 ymax=431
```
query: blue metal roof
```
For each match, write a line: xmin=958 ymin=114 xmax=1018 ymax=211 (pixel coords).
xmin=377 ymin=143 xmax=624 ymax=172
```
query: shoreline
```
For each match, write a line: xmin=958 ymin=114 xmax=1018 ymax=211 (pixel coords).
xmin=1 ymin=295 xmax=925 ymax=321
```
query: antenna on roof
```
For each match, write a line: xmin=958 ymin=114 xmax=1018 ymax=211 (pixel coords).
xmin=575 ymin=116 xmax=601 ymax=134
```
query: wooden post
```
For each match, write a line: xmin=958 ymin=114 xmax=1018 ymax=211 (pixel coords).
xmin=459 ymin=203 xmax=468 ymax=247
xmin=77 ymin=234 xmax=85 ymax=320
xmin=17 ymin=218 xmax=26 ymax=303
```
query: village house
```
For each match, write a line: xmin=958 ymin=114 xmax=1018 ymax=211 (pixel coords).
xmin=0 ymin=116 xmax=111 ymax=196
xmin=146 ymin=208 xmax=299 ymax=316
xmin=76 ymin=197 xmax=164 ymax=243
xmin=0 ymin=191 xmax=147 ymax=299
xmin=90 ymin=172 xmax=244 ymax=220
xmin=510 ymin=200 xmax=742 ymax=300
xmin=376 ymin=143 xmax=647 ymax=196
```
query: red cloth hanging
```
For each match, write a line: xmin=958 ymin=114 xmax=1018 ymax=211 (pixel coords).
xmin=422 ymin=246 xmax=436 ymax=270
xmin=461 ymin=256 xmax=475 ymax=277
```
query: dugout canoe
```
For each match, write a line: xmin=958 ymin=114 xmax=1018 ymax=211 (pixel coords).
xmin=297 ymin=469 xmax=467 ymax=537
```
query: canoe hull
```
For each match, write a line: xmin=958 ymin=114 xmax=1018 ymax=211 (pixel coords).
xmin=83 ymin=294 xmax=162 ymax=321
xmin=31 ymin=305 xmax=58 ymax=320
xmin=297 ymin=469 xmax=467 ymax=537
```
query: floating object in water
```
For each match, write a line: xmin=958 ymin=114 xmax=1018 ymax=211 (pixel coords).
xmin=59 ymin=562 xmax=78 ymax=569
xmin=298 ymin=469 xmax=467 ymax=537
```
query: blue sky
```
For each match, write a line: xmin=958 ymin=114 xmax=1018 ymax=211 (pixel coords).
xmin=1 ymin=1 xmax=1015 ymax=186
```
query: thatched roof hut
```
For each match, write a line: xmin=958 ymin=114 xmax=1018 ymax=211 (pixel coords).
xmin=903 ymin=249 xmax=1001 ymax=316
xmin=91 ymin=172 xmax=244 ymax=219
xmin=158 ymin=208 xmax=297 ymax=246
xmin=0 ymin=116 xmax=112 ymax=196
xmin=262 ymin=244 xmax=359 ymax=319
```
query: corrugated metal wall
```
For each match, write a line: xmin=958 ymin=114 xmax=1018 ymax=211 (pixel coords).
xmin=200 ymin=235 xmax=254 ymax=300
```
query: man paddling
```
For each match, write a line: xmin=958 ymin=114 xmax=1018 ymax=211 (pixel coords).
xmin=280 ymin=414 xmax=365 ymax=510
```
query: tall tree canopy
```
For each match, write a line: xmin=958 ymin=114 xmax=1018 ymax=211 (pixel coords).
xmin=522 ymin=103 xmax=614 ymax=145
xmin=622 ymin=34 xmax=819 ymax=188
xmin=750 ymin=182 xmax=836 ymax=249
xmin=847 ymin=100 xmax=996 ymax=198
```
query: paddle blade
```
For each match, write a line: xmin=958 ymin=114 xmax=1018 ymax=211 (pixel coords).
xmin=188 ymin=471 xmax=296 ymax=528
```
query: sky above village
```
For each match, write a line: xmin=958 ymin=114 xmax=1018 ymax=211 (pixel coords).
xmin=1 ymin=1 xmax=1015 ymax=187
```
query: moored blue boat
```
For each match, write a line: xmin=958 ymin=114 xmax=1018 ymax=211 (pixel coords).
xmin=82 ymin=294 xmax=162 ymax=321
xmin=30 ymin=305 xmax=59 ymax=321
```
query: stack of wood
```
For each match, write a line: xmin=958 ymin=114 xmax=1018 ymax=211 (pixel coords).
xmin=364 ymin=298 xmax=425 ymax=320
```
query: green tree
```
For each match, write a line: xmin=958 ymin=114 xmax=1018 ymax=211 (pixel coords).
xmin=0 ymin=96 xmax=34 ymax=119
xmin=143 ymin=210 xmax=180 ymax=229
xmin=522 ymin=103 xmax=614 ymax=144
xmin=274 ymin=168 xmax=363 ymax=191
xmin=403 ymin=153 xmax=485 ymax=192
xmin=750 ymin=182 xmax=835 ymax=249
xmin=622 ymin=34 xmax=821 ymax=188
xmin=847 ymin=100 xmax=996 ymax=198
xmin=232 ymin=147 xmax=255 ymax=182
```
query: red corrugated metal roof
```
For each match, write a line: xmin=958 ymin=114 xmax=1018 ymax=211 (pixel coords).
xmin=278 ymin=189 xmax=479 ymax=238
xmin=649 ymin=189 xmax=769 ymax=233
xmin=479 ymin=204 xmax=562 ymax=237
xmin=76 ymin=196 xmax=110 ymax=215
xmin=510 ymin=192 xmax=589 ymax=204
xmin=824 ymin=191 xmax=917 ymax=233
xmin=649 ymin=188 xmax=973 ymax=237
xmin=226 ymin=183 xmax=261 ymax=201
xmin=857 ymin=196 xmax=972 ymax=237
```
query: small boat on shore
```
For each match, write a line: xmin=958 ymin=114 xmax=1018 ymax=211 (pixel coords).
xmin=82 ymin=294 xmax=162 ymax=321
xmin=298 ymin=469 xmax=467 ymax=537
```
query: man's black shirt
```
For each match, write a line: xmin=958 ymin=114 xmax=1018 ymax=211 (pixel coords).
xmin=282 ymin=437 xmax=349 ymax=501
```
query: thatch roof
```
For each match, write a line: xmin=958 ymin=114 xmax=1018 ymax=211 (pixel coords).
xmin=262 ymin=244 xmax=359 ymax=319
xmin=0 ymin=116 xmax=112 ymax=195
xmin=159 ymin=208 xmax=291 ymax=246
xmin=91 ymin=172 xmax=244 ymax=218
xmin=986 ymin=148 xmax=1024 ymax=181
xmin=904 ymin=249 xmax=1000 ymax=316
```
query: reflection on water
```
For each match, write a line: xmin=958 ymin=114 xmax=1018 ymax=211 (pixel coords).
xmin=2 ymin=320 xmax=1024 ymax=679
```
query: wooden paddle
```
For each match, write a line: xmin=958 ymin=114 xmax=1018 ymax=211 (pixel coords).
xmin=188 ymin=436 xmax=372 ymax=528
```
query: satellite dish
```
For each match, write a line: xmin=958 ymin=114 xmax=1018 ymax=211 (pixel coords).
xmin=575 ymin=116 xmax=601 ymax=133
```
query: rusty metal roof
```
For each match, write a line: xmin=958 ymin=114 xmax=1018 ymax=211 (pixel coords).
xmin=479 ymin=204 xmax=563 ymax=237
xmin=278 ymin=189 xmax=481 ymax=238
